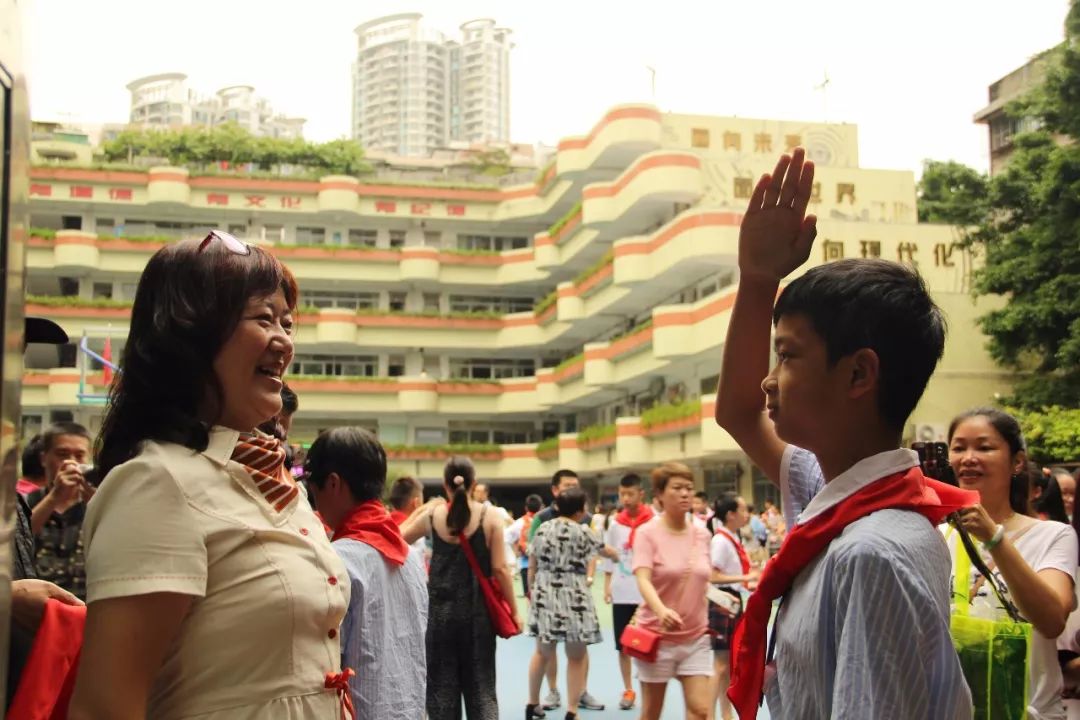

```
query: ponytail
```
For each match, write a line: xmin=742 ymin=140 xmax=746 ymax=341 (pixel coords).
xmin=444 ymin=455 xmax=476 ymax=536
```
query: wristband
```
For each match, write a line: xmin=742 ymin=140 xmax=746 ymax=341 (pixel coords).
xmin=983 ymin=524 xmax=1006 ymax=551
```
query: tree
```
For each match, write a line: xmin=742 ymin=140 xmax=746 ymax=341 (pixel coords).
xmin=1006 ymin=406 xmax=1080 ymax=462
xmin=963 ymin=0 xmax=1080 ymax=409
xmin=916 ymin=160 xmax=989 ymax=226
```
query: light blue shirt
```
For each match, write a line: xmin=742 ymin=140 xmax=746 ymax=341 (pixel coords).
xmin=335 ymin=539 xmax=429 ymax=720
xmin=767 ymin=445 xmax=972 ymax=719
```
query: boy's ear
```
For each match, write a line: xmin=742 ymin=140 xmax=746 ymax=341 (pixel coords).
xmin=847 ymin=348 xmax=880 ymax=400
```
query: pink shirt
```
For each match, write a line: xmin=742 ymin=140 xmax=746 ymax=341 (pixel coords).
xmin=632 ymin=516 xmax=711 ymax=645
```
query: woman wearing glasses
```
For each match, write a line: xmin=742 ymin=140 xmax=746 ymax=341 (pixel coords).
xmin=70 ymin=233 xmax=354 ymax=720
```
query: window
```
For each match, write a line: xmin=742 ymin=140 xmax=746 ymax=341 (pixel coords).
xmin=92 ymin=282 xmax=113 ymax=300
xmin=734 ymin=177 xmax=754 ymax=199
xmin=304 ymin=290 xmax=378 ymax=310
xmin=348 ymin=229 xmax=377 ymax=247
xmin=389 ymin=292 xmax=407 ymax=312
xmin=389 ymin=230 xmax=406 ymax=248
xmin=293 ymin=354 xmax=378 ymax=377
xmin=388 ymin=355 xmax=405 ymax=377
xmin=295 ymin=226 xmax=326 ymax=245
xmin=449 ymin=294 xmax=532 ymax=315
xmin=415 ymin=427 xmax=447 ymax=445
xmin=422 ymin=293 xmax=441 ymax=312
xmin=456 ymin=234 xmax=528 ymax=252
xmin=423 ymin=231 xmax=442 ymax=247
xmin=448 ymin=357 xmax=535 ymax=379
xmin=262 ymin=225 xmax=284 ymax=243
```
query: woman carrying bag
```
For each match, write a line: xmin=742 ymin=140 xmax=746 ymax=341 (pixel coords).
xmin=629 ymin=462 xmax=712 ymax=720
xmin=412 ymin=456 xmax=521 ymax=720
xmin=949 ymin=408 xmax=1078 ymax=720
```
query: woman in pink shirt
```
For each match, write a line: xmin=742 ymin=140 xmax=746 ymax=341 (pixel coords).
xmin=632 ymin=462 xmax=712 ymax=720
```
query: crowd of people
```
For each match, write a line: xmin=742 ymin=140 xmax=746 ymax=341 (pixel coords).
xmin=4 ymin=147 xmax=1080 ymax=720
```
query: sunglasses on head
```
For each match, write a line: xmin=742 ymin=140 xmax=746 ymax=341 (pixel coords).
xmin=198 ymin=230 xmax=251 ymax=256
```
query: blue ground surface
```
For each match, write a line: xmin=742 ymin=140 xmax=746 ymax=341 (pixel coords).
xmin=491 ymin=579 xmax=771 ymax=719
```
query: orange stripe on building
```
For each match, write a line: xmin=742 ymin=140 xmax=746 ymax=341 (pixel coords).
xmin=614 ymin=212 xmax=742 ymax=258
xmin=617 ymin=422 xmax=644 ymax=437
xmin=30 ymin=167 xmax=148 ymax=185
xmin=358 ymin=184 xmax=503 ymax=203
xmin=582 ymin=154 xmax=700 ymax=200
xmin=318 ymin=180 xmax=360 ymax=192
xmin=557 ymin=106 xmax=662 ymax=152
xmin=653 ymin=289 xmax=738 ymax=328
xmin=54 ymin=234 xmax=97 ymax=246
xmin=574 ymin=263 xmax=613 ymax=296
xmin=502 ymin=447 xmax=538 ymax=459
xmin=270 ymin=246 xmax=402 ymax=263
xmin=189 ymin=177 xmax=320 ymax=193
xmin=24 ymin=304 xmax=131 ymax=319
xmin=148 ymin=171 xmax=189 ymax=184
xmin=587 ymin=327 xmax=654 ymax=361
xmin=558 ymin=436 xmax=579 ymax=450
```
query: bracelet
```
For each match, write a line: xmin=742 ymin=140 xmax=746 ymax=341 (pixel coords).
xmin=983 ymin=524 xmax=1006 ymax=551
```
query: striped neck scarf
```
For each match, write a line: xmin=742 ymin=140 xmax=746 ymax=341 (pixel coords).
xmin=231 ymin=433 xmax=298 ymax=512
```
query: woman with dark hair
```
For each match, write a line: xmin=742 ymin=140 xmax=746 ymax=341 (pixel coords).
xmin=1036 ymin=465 xmax=1071 ymax=524
xmin=70 ymin=233 xmax=353 ymax=720
xmin=708 ymin=492 xmax=759 ymax=720
xmin=525 ymin=487 xmax=606 ymax=720
xmin=419 ymin=456 xmax=519 ymax=719
xmin=949 ymin=407 xmax=1078 ymax=720
xmin=1052 ymin=467 xmax=1077 ymax=522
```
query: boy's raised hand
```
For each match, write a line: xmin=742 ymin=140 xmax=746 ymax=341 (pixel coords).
xmin=739 ymin=148 xmax=818 ymax=282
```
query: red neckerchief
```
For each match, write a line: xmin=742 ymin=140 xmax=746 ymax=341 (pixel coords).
xmin=332 ymin=500 xmax=409 ymax=566
xmin=716 ymin=525 xmax=751 ymax=583
xmin=231 ymin=433 xmax=298 ymax=512
xmin=389 ymin=509 xmax=409 ymax=527
xmin=518 ymin=511 xmax=536 ymax=553
xmin=8 ymin=599 xmax=86 ymax=720
xmin=727 ymin=467 xmax=977 ymax=720
xmin=615 ymin=505 xmax=655 ymax=549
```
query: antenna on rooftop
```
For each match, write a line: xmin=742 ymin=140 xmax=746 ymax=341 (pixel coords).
xmin=814 ymin=70 xmax=831 ymax=121
xmin=645 ymin=65 xmax=657 ymax=103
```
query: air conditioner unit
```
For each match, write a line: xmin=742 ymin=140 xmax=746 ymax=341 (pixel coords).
xmin=912 ymin=423 xmax=947 ymax=443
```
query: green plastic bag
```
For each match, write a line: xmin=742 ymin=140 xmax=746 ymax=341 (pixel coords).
xmin=950 ymin=528 xmax=1032 ymax=720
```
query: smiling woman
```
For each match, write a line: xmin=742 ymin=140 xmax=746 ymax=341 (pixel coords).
xmin=69 ymin=236 xmax=355 ymax=720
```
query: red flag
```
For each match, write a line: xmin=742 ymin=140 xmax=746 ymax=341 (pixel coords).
xmin=102 ymin=337 xmax=113 ymax=385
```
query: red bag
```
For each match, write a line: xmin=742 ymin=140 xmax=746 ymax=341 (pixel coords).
xmin=619 ymin=620 xmax=661 ymax=662
xmin=459 ymin=529 xmax=521 ymax=639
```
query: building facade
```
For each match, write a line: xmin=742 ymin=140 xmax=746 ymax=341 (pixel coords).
xmin=352 ymin=14 xmax=512 ymax=156
xmin=127 ymin=73 xmax=306 ymax=139
xmin=973 ymin=51 xmax=1056 ymax=175
xmin=24 ymin=104 xmax=1011 ymax=505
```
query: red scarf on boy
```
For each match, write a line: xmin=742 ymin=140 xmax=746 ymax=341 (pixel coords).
xmin=614 ymin=505 xmax=655 ymax=549
xmin=332 ymin=500 xmax=410 ymax=566
xmin=726 ymin=467 xmax=976 ymax=720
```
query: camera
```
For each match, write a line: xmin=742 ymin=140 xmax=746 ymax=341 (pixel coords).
xmin=911 ymin=441 xmax=957 ymax=486
xmin=77 ymin=463 xmax=100 ymax=487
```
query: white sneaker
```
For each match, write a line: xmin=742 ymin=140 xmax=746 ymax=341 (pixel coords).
xmin=542 ymin=688 xmax=561 ymax=710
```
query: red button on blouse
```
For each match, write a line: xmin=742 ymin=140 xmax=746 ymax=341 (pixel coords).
xmin=328 ymin=628 xmax=337 ymax=639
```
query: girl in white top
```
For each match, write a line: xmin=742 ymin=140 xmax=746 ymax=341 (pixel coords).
xmin=708 ymin=493 xmax=760 ymax=720
xmin=71 ymin=235 xmax=352 ymax=719
xmin=950 ymin=408 xmax=1078 ymax=720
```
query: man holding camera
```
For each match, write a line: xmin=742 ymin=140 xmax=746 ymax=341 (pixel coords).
xmin=26 ymin=421 xmax=94 ymax=600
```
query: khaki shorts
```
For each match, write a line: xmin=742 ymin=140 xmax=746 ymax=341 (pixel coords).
xmin=635 ymin=634 xmax=713 ymax=683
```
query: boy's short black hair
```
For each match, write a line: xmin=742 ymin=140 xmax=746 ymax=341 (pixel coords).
xmin=525 ymin=494 xmax=543 ymax=513
xmin=42 ymin=422 xmax=91 ymax=452
xmin=694 ymin=491 xmax=708 ymax=501
xmin=551 ymin=468 xmax=578 ymax=488
xmin=773 ymin=258 xmax=946 ymax=432
xmin=388 ymin=475 xmax=422 ymax=510
xmin=555 ymin=487 xmax=587 ymax=517
xmin=305 ymin=427 xmax=386 ymax=503
xmin=21 ymin=434 xmax=45 ymax=478
xmin=619 ymin=473 xmax=642 ymax=489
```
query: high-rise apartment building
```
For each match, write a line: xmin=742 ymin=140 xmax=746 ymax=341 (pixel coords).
xmin=352 ymin=13 xmax=512 ymax=156
xmin=126 ymin=73 xmax=306 ymax=139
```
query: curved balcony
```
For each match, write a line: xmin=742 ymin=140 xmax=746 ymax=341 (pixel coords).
xmin=556 ymin=104 xmax=663 ymax=174
xmin=146 ymin=166 xmax=191 ymax=205
xmin=53 ymin=231 xmax=99 ymax=270
xmin=582 ymin=151 xmax=703 ymax=231
xmin=400 ymin=247 xmax=441 ymax=282
xmin=317 ymin=175 xmax=361 ymax=213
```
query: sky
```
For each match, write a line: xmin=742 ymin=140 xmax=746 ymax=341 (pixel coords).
xmin=25 ymin=0 xmax=1071 ymax=176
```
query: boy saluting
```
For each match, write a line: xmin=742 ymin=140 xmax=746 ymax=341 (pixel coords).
xmin=716 ymin=149 xmax=975 ymax=719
